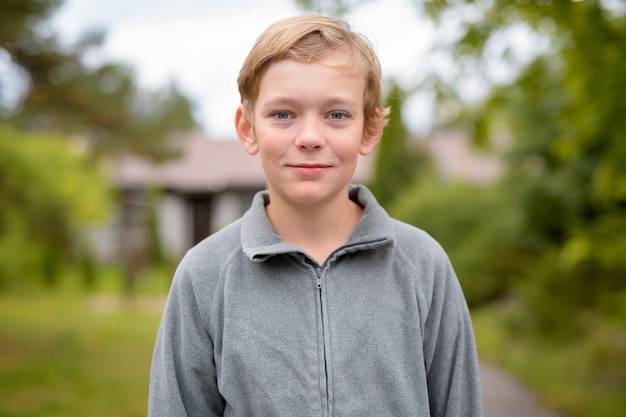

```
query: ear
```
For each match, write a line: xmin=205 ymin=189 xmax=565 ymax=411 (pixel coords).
xmin=235 ymin=106 xmax=259 ymax=155
xmin=359 ymin=109 xmax=384 ymax=156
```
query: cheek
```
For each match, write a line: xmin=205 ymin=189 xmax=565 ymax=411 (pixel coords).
xmin=334 ymin=129 xmax=366 ymax=156
xmin=256 ymin=130 xmax=288 ymax=160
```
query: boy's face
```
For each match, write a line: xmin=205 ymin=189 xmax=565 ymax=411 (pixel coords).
xmin=236 ymin=48 xmax=382 ymax=208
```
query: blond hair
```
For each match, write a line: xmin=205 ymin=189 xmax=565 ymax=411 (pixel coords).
xmin=237 ymin=15 xmax=389 ymax=134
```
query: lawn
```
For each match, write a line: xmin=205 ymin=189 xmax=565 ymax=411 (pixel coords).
xmin=0 ymin=293 xmax=164 ymax=417
xmin=472 ymin=305 xmax=626 ymax=417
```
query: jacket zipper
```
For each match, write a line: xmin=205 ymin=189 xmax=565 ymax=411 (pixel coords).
xmin=316 ymin=267 xmax=331 ymax=416
xmin=311 ymin=237 xmax=391 ymax=416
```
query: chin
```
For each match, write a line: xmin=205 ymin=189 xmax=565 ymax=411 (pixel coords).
xmin=287 ymin=183 xmax=348 ymax=204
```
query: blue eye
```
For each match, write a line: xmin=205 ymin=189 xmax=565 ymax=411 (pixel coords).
xmin=274 ymin=112 xmax=290 ymax=120
xmin=329 ymin=112 xmax=346 ymax=120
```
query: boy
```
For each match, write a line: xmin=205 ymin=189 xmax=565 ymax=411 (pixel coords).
xmin=149 ymin=15 xmax=483 ymax=417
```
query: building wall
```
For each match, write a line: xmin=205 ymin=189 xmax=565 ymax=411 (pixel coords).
xmin=153 ymin=188 xmax=262 ymax=261
xmin=211 ymin=189 xmax=259 ymax=233
xmin=158 ymin=193 xmax=191 ymax=260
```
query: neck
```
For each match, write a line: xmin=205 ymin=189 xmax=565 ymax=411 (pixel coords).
xmin=265 ymin=193 xmax=363 ymax=264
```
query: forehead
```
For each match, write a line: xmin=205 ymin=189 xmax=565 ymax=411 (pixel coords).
xmin=266 ymin=48 xmax=361 ymax=82
xmin=266 ymin=46 xmax=360 ymax=79
xmin=259 ymin=55 xmax=363 ymax=101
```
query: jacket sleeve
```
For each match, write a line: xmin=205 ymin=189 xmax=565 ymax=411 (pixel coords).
xmin=148 ymin=264 xmax=225 ymax=416
xmin=422 ymin=249 xmax=484 ymax=417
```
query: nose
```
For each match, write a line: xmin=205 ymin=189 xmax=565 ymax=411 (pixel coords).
xmin=294 ymin=117 xmax=325 ymax=150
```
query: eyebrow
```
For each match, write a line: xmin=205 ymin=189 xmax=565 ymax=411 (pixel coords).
xmin=261 ymin=96 xmax=359 ymax=109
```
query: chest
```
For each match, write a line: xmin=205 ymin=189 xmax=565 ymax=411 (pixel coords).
xmin=211 ymin=253 xmax=429 ymax=416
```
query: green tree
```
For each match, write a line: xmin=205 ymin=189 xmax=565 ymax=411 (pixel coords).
xmin=418 ymin=1 xmax=626 ymax=205
xmin=369 ymin=82 xmax=429 ymax=207
xmin=1 ymin=0 xmax=196 ymax=159
xmin=423 ymin=0 xmax=626 ymax=323
xmin=410 ymin=2 xmax=626 ymax=411
xmin=0 ymin=124 xmax=110 ymax=289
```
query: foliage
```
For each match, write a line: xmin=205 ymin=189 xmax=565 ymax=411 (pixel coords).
xmin=402 ymin=1 xmax=626 ymax=410
xmin=369 ymin=82 xmax=430 ymax=207
xmin=418 ymin=1 xmax=626 ymax=199
xmin=0 ymin=0 xmax=197 ymax=159
xmin=436 ymin=0 xmax=626 ymax=334
xmin=0 ymin=124 xmax=110 ymax=289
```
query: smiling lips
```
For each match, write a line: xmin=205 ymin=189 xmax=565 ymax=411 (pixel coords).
xmin=288 ymin=164 xmax=331 ymax=175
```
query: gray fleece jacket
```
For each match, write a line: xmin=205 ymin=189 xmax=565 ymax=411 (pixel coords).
xmin=148 ymin=185 xmax=483 ymax=417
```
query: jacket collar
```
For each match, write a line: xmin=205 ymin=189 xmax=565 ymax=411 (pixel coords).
xmin=241 ymin=184 xmax=395 ymax=262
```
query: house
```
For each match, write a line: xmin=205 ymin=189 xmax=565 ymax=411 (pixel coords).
xmin=423 ymin=130 xmax=504 ymax=185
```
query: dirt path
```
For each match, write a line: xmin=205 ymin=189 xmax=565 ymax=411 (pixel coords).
xmin=480 ymin=361 xmax=567 ymax=417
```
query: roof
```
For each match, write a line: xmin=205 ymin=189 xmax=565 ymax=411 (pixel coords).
xmin=424 ymin=131 xmax=504 ymax=184
xmin=110 ymin=130 xmax=374 ymax=193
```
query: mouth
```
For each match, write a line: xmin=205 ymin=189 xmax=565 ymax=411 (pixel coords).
xmin=288 ymin=163 xmax=331 ymax=175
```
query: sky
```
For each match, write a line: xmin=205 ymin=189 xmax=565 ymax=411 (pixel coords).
xmin=50 ymin=0 xmax=437 ymax=139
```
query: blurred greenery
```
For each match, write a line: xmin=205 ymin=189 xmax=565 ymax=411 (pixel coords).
xmin=0 ymin=293 xmax=163 ymax=417
xmin=369 ymin=81 xmax=431 ymax=207
xmin=0 ymin=265 xmax=171 ymax=417
xmin=0 ymin=0 xmax=198 ymax=291
xmin=473 ymin=305 xmax=626 ymax=417
xmin=1 ymin=0 xmax=196 ymax=159
xmin=0 ymin=4 xmax=195 ymax=413
xmin=0 ymin=124 xmax=111 ymax=289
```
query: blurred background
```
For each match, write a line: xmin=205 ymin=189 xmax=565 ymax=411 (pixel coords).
xmin=1 ymin=0 xmax=625 ymax=416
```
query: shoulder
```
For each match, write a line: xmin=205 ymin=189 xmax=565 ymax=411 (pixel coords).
xmin=390 ymin=218 xmax=450 ymax=265
xmin=388 ymin=218 xmax=460 ymax=307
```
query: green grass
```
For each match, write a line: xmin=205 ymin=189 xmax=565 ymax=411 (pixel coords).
xmin=0 ymin=292 xmax=164 ymax=417
xmin=56 ymin=263 xmax=175 ymax=295
xmin=472 ymin=305 xmax=626 ymax=417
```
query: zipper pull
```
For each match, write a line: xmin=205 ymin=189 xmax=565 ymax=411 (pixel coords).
xmin=316 ymin=268 xmax=322 ymax=289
